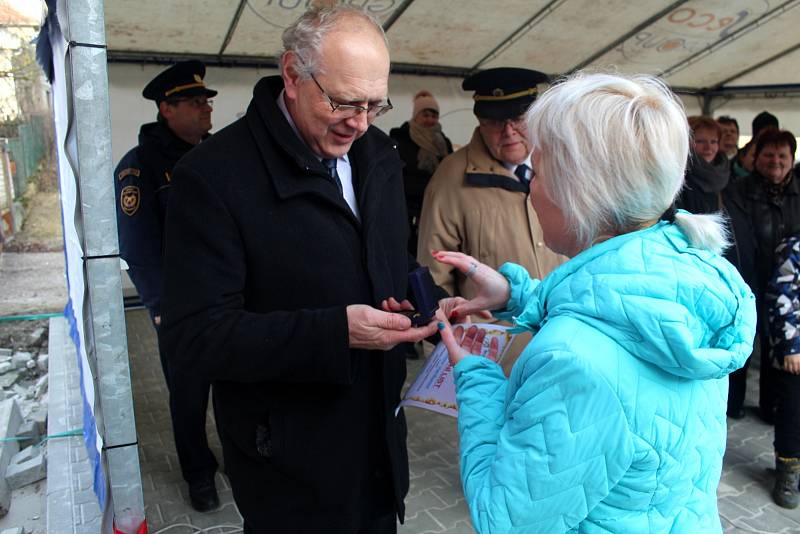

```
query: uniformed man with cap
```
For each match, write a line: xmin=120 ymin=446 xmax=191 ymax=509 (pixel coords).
xmin=416 ymin=67 xmax=566 ymax=372
xmin=113 ymin=60 xmax=220 ymax=512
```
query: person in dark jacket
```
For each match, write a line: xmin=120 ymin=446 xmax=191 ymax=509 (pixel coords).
xmin=389 ymin=90 xmax=453 ymax=256
xmin=766 ymin=235 xmax=800 ymax=508
xmin=675 ymin=116 xmax=757 ymax=419
xmin=741 ymin=128 xmax=800 ymax=423
xmin=113 ymin=60 xmax=220 ymax=512
xmin=159 ymin=6 xmax=440 ymax=533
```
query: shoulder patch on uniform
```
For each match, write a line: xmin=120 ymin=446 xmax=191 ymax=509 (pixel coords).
xmin=118 ymin=167 xmax=140 ymax=180
xmin=120 ymin=185 xmax=140 ymax=216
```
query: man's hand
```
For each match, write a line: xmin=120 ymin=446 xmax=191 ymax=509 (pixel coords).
xmin=380 ymin=297 xmax=414 ymax=313
xmin=785 ymin=354 xmax=800 ymax=375
xmin=347 ymin=304 xmax=438 ymax=351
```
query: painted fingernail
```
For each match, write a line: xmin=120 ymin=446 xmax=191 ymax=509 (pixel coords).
xmin=449 ymin=311 xmax=458 ymax=319
xmin=437 ymin=322 xmax=445 ymax=330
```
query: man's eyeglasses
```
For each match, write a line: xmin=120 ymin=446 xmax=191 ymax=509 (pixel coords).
xmin=167 ymin=97 xmax=213 ymax=109
xmin=309 ymin=72 xmax=392 ymax=119
xmin=478 ymin=116 xmax=526 ymax=132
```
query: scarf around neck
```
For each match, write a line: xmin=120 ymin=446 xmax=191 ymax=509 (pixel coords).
xmin=687 ymin=151 xmax=730 ymax=193
xmin=758 ymin=170 xmax=794 ymax=202
xmin=409 ymin=120 xmax=449 ymax=174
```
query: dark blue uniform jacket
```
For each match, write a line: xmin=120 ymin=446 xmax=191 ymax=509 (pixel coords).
xmin=114 ymin=122 xmax=196 ymax=317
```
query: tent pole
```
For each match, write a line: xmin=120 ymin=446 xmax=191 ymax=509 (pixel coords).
xmin=61 ymin=0 xmax=144 ymax=530
xmin=702 ymin=93 xmax=713 ymax=116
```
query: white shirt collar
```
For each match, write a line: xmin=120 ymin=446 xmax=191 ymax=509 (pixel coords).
xmin=276 ymin=89 xmax=349 ymax=166
xmin=502 ymin=155 xmax=533 ymax=173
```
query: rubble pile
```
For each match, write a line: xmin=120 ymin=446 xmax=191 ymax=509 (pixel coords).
xmin=0 ymin=325 xmax=49 ymax=518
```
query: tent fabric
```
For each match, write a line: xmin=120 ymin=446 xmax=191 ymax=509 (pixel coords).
xmin=102 ymin=0 xmax=800 ymax=92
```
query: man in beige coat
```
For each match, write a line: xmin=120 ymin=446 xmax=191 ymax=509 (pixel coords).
xmin=417 ymin=68 xmax=565 ymax=371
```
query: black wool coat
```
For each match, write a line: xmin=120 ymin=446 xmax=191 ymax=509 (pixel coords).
xmin=740 ymin=171 xmax=800 ymax=305
xmin=114 ymin=122 xmax=196 ymax=317
xmin=160 ymin=76 xmax=421 ymax=532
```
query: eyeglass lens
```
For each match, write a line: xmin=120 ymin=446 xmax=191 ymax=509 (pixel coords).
xmin=172 ymin=97 xmax=212 ymax=108
xmin=310 ymin=73 xmax=390 ymax=118
xmin=482 ymin=117 xmax=525 ymax=130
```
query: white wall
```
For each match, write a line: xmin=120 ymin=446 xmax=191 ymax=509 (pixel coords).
xmin=109 ymin=63 xmax=800 ymax=163
xmin=108 ymin=63 xmax=478 ymax=163
xmin=109 ymin=64 xmax=272 ymax=162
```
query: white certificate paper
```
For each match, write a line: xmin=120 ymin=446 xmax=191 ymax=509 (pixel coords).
xmin=400 ymin=324 xmax=516 ymax=418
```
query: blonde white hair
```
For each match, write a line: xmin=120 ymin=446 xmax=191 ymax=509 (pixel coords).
xmin=527 ymin=72 xmax=729 ymax=254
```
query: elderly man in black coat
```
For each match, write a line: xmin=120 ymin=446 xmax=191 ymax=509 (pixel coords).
xmin=160 ymin=5 xmax=440 ymax=533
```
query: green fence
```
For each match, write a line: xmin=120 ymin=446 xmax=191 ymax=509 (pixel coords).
xmin=5 ymin=115 xmax=49 ymax=197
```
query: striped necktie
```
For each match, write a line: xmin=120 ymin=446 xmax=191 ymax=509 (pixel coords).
xmin=322 ymin=158 xmax=343 ymax=194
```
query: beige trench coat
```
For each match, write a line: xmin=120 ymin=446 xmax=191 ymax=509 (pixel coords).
xmin=417 ymin=128 xmax=566 ymax=373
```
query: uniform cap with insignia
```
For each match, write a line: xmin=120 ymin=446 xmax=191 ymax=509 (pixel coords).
xmin=462 ymin=67 xmax=550 ymax=120
xmin=142 ymin=60 xmax=218 ymax=104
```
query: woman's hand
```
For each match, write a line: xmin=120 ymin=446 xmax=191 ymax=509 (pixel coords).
xmin=785 ymin=354 xmax=800 ymax=375
xmin=437 ymin=318 xmax=500 ymax=366
xmin=437 ymin=297 xmax=493 ymax=323
xmin=431 ymin=251 xmax=511 ymax=319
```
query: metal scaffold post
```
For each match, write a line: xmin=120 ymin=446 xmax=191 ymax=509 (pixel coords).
xmin=60 ymin=0 xmax=144 ymax=530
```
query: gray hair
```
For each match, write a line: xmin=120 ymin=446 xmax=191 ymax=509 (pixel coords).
xmin=282 ymin=5 xmax=388 ymax=79
xmin=526 ymin=71 xmax=729 ymax=254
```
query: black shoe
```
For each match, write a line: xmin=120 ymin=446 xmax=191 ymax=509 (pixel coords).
xmin=774 ymin=457 xmax=800 ymax=509
xmin=189 ymin=478 xmax=220 ymax=512
xmin=727 ymin=408 xmax=746 ymax=419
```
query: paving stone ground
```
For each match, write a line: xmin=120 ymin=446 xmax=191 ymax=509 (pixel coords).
xmin=46 ymin=316 xmax=101 ymax=534
xmin=124 ymin=308 xmax=800 ymax=533
xmin=0 ymin=252 xmax=67 ymax=317
xmin=125 ymin=310 xmax=241 ymax=532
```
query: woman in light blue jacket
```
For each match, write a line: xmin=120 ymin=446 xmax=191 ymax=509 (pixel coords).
xmin=433 ymin=73 xmax=757 ymax=533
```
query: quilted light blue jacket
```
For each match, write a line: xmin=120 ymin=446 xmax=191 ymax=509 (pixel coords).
xmin=453 ymin=220 xmax=756 ymax=533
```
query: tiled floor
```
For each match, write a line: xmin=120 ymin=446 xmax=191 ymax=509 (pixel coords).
xmin=124 ymin=308 xmax=800 ymax=533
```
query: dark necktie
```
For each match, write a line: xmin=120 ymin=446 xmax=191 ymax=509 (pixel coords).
xmin=514 ymin=164 xmax=530 ymax=186
xmin=322 ymin=158 xmax=343 ymax=194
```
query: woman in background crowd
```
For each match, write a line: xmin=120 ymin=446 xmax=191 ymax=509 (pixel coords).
xmin=675 ymin=115 xmax=756 ymax=419
xmin=679 ymin=116 xmax=730 ymax=208
xmin=742 ymin=128 xmax=800 ymax=422
xmin=390 ymin=90 xmax=453 ymax=256
xmin=433 ymin=72 xmax=755 ymax=533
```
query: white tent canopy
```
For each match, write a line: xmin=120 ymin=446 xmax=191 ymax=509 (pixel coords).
xmin=102 ymin=0 xmax=800 ymax=157
xmin=102 ymin=0 xmax=800 ymax=94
